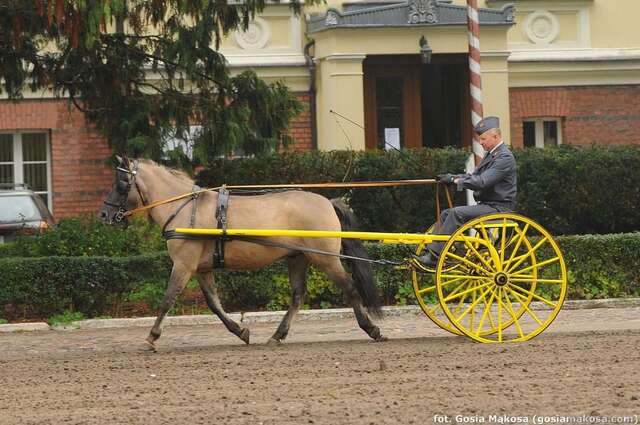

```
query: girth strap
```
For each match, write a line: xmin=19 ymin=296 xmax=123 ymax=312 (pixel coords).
xmin=213 ymin=185 xmax=230 ymax=268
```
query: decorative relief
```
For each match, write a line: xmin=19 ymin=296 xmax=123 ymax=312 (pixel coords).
xmin=234 ymin=17 xmax=270 ymax=50
xmin=325 ymin=10 xmax=339 ymax=26
xmin=503 ymin=5 xmax=515 ymax=23
xmin=407 ymin=0 xmax=438 ymax=24
xmin=523 ymin=10 xmax=560 ymax=45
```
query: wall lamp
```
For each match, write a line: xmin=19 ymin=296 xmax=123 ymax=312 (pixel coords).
xmin=420 ymin=35 xmax=433 ymax=64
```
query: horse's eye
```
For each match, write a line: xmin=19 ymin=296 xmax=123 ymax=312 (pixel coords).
xmin=116 ymin=180 xmax=129 ymax=194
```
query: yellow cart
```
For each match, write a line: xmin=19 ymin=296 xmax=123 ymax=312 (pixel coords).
xmin=176 ymin=212 xmax=567 ymax=343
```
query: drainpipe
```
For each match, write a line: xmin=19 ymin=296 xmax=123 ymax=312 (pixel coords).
xmin=303 ymin=40 xmax=318 ymax=150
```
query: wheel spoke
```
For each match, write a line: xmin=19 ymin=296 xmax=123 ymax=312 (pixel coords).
xmin=509 ymin=256 xmax=560 ymax=276
xmin=497 ymin=287 xmax=503 ymax=342
xmin=510 ymin=277 xmax=564 ymax=284
xmin=506 ymin=287 xmax=543 ymax=326
xmin=444 ymin=251 xmax=492 ymax=276
xmin=443 ymin=281 xmax=492 ymax=302
xmin=453 ymin=282 xmax=472 ymax=315
xmin=455 ymin=286 xmax=493 ymax=322
xmin=508 ymin=283 xmax=557 ymax=308
xmin=476 ymin=287 xmax=497 ymax=334
xmin=462 ymin=237 xmax=495 ymax=273
xmin=417 ymin=285 xmax=436 ymax=295
xmin=503 ymin=224 xmax=530 ymax=269
xmin=501 ymin=290 xmax=525 ymax=339
xmin=505 ymin=236 xmax=548 ymax=273
xmin=440 ymin=274 xmax=487 ymax=281
xmin=499 ymin=219 xmax=507 ymax=268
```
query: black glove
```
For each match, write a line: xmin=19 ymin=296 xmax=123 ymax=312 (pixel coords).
xmin=436 ymin=173 xmax=456 ymax=184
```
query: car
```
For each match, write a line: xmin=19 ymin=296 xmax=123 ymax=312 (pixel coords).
xmin=0 ymin=183 xmax=55 ymax=244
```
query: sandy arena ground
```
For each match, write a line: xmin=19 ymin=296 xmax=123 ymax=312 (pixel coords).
xmin=1 ymin=308 xmax=639 ymax=424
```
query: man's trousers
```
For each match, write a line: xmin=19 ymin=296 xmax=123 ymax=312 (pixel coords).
xmin=427 ymin=204 xmax=500 ymax=256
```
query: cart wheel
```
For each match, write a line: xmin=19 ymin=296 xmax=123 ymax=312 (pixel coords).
xmin=412 ymin=224 xmax=463 ymax=335
xmin=436 ymin=213 xmax=567 ymax=343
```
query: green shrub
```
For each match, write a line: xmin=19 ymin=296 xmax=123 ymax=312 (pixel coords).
xmin=1 ymin=233 xmax=638 ymax=320
xmin=0 ymin=215 xmax=165 ymax=258
xmin=197 ymin=146 xmax=640 ymax=235
xmin=0 ymin=252 xmax=172 ymax=318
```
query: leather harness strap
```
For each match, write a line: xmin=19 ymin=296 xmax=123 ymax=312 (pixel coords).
xmin=213 ymin=186 xmax=230 ymax=269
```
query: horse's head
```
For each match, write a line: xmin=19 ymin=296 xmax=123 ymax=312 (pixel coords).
xmin=99 ymin=156 xmax=146 ymax=225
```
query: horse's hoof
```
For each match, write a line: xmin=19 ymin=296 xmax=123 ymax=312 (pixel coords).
xmin=144 ymin=339 xmax=157 ymax=352
xmin=239 ymin=327 xmax=250 ymax=345
xmin=375 ymin=335 xmax=388 ymax=342
xmin=267 ymin=337 xmax=282 ymax=346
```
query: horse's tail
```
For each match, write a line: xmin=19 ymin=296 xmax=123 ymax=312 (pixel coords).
xmin=330 ymin=198 xmax=383 ymax=319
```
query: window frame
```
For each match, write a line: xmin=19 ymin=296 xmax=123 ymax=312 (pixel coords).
xmin=0 ymin=131 xmax=53 ymax=212
xmin=523 ymin=117 xmax=563 ymax=148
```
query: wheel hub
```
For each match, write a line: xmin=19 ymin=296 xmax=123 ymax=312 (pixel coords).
xmin=494 ymin=272 xmax=509 ymax=286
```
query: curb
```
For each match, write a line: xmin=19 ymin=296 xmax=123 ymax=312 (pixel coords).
xmin=0 ymin=298 xmax=639 ymax=333
xmin=0 ymin=322 xmax=50 ymax=333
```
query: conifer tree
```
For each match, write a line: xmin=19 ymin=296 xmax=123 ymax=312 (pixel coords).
xmin=0 ymin=0 xmax=311 ymax=166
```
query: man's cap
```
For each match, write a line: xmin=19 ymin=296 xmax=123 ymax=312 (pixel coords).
xmin=474 ymin=116 xmax=500 ymax=135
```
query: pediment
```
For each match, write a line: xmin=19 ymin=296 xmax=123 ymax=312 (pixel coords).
xmin=308 ymin=0 xmax=515 ymax=33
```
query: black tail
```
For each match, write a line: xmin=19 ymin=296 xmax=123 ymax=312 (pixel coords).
xmin=331 ymin=198 xmax=383 ymax=319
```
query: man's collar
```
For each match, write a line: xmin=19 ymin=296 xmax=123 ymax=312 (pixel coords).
xmin=490 ymin=141 xmax=504 ymax=155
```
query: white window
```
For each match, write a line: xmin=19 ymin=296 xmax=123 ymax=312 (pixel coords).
xmin=0 ymin=132 xmax=52 ymax=210
xmin=523 ymin=118 xmax=563 ymax=148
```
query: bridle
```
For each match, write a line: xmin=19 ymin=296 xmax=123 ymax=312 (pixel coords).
xmin=103 ymin=160 xmax=147 ymax=223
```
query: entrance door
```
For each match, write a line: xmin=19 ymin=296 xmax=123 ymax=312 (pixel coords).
xmin=363 ymin=56 xmax=422 ymax=150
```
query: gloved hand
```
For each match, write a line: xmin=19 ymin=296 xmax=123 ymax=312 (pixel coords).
xmin=436 ymin=173 xmax=456 ymax=184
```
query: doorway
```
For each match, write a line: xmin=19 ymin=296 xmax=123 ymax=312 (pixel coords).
xmin=363 ymin=54 xmax=471 ymax=150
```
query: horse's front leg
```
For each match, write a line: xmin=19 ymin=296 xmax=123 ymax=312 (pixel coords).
xmin=268 ymin=255 xmax=309 ymax=345
xmin=196 ymin=272 xmax=250 ymax=344
xmin=146 ymin=263 xmax=193 ymax=350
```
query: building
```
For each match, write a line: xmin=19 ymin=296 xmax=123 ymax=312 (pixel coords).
xmin=1 ymin=0 xmax=639 ymax=218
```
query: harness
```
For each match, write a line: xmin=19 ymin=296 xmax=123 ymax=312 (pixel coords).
xmin=106 ymin=162 xmax=450 ymax=269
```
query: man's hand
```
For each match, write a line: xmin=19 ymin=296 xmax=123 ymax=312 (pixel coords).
xmin=436 ymin=173 xmax=456 ymax=184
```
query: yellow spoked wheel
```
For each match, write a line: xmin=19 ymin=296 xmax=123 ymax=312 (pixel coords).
xmin=436 ymin=213 xmax=567 ymax=343
xmin=412 ymin=224 xmax=464 ymax=335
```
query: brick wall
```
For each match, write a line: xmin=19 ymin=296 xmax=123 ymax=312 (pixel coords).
xmin=0 ymin=99 xmax=112 ymax=219
xmin=509 ymin=85 xmax=640 ymax=148
xmin=288 ymin=92 xmax=314 ymax=151
xmin=1 ymin=93 xmax=315 ymax=218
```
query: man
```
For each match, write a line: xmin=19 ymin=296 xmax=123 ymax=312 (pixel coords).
xmin=414 ymin=116 xmax=517 ymax=268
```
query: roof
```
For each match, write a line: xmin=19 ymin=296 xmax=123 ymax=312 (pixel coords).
xmin=307 ymin=0 xmax=515 ymax=33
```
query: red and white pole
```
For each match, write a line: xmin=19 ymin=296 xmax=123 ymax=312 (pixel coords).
xmin=466 ymin=0 xmax=484 ymax=166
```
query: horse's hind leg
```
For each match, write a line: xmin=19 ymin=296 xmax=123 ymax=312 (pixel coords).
xmin=196 ymin=272 xmax=250 ymax=344
xmin=312 ymin=256 xmax=384 ymax=342
xmin=146 ymin=262 xmax=193 ymax=350
xmin=268 ymin=254 xmax=309 ymax=345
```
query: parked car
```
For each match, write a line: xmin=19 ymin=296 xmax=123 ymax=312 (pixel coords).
xmin=0 ymin=183 xmax=55 ymax=244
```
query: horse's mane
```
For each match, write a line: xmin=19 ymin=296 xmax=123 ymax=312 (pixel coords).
xmin=138 ymin=159 xmax=193 ymax=183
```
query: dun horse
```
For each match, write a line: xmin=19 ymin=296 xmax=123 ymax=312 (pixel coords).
xmin=100 ymin=158 xmax=385 ymax=349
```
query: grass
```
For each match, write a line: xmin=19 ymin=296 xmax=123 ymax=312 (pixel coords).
xmin=47 ymin=310 xmax=86 ymax=327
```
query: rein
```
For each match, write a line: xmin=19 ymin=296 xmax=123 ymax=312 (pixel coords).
xmin=124 ymin=178 xmax=449 ymax=217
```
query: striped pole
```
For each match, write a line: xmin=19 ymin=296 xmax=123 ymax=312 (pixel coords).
xmin=467 ymin=0 xmax=484 ymax=165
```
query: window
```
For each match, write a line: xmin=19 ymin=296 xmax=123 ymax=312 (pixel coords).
xmin=523 ymin=118 xmax=563 ymax=148
xmin=0 ymin=132 xmax=52 ymax=209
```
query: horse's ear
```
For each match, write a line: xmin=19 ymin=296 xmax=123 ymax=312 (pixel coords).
xmin=115 ymin=155 xmax=124 ymax=165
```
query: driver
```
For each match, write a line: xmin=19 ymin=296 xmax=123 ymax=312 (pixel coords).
xmin=413 ymin=116 xmax=517 ymax=268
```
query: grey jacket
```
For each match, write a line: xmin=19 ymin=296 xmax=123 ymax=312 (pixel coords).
xmin=455 ymin=143 xmax=517 ymax=211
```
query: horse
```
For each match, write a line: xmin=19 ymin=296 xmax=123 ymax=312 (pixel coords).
xmin=100 ymin=157 xmax=385 ymax=350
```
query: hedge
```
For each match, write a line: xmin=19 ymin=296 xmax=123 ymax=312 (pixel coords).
xmin=197 ymin=145 xmax=640 ymax=235
xmin=1 ymin=233 xmax=638 ymax=320
xmin=0 ymin=215 xmax=165 ymax=258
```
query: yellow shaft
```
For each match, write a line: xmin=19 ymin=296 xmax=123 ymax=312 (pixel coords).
xmin=174 ymin=227 xmax=474 ymax=245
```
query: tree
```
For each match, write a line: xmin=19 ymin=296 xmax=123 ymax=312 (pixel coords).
xmin=0 ymin=0 xmax=311 ymax=166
